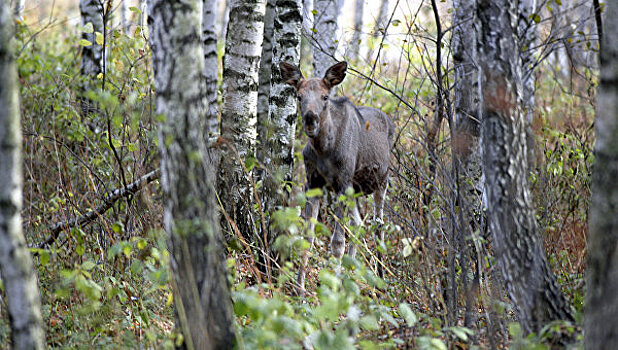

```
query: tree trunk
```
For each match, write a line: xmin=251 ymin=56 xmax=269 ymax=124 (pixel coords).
xmin=350 ymin=0 xmax=364 ymax=60
xmin=586 ymin=1 xmax=618 ymax=348
xmin=257 ymin=0 xmax=303 ymax=276
xmin=80 ymin=0 xmax=103 ymax=81
xmin=373 ymin=0 xmax=389 ymax=37
xmin=476 ymin=0 xmax=574 ymax=336
xmin=312 ymin=0 xmax=342 ymax=77
xmin=517 ymin=0 xmax=538 ymax=167
xmin=219 ymin=0 xmax=266 ymax=241
xmin=452 ymin=0 xmax=482 ymax=331
xmin=219 ymin=0 xmax=230 ymax=41
xmin=257 ymin=0 xmax=275 ymax=140
xmin=148 ymin=0 xmax=236 ymax=348
xmin=0 ymin=2 xmax=45 ymax=348
xmin=121 ymin=0 xmax=130 ymax=33
xmin=12 ymin=0 xmax=24 ymax=17
xmin=203 ymin=0 xmax=221 ymax=135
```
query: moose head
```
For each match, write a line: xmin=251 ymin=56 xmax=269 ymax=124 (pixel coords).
xmin=280 ymin=61 xmax=348 ymax=138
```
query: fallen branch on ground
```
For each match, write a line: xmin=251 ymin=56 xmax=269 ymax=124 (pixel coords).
xmin=32 ymin=169 xmax=160 ymax=249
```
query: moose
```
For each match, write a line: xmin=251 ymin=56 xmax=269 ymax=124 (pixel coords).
xmin=280 ymin=61 xmax=395 ymax=291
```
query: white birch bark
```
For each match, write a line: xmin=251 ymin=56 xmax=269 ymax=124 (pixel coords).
xmin=219 ymin=0 xmax=230 ymax=41
xmin=312 ymin=0 xmax=342 ymax=77
xmin=586 ymin=1 xmax=618 ymax=348
xmin=219 ymin=0 xmax=266 ymax=239
xmin=203 ymin=0 xmax=220 ymax=135
xmin=12 ymin=0 xmax=24 ymax=17
xmin=259 ymin=0 xmax=302 ymax=253
xmin=148 ymin=0 xmax=236 ymax=348
xmin=0 ymin=2 xmax=45 ymax=347
xmin=257 ymin=0 xmax=275 ymax=136
xmin=80 ymin=0 xmax=103 ymax=81
xmin=121 ymin=0 xmax=130 ymax=33
xmin=350 ymin=0 xmax=364 ymax=60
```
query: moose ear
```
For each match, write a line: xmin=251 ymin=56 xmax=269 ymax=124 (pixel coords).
xmin=323 ymin=61 xmax=347 ymax=88
xmin=280 ymin=62 xmax=304 ymax=88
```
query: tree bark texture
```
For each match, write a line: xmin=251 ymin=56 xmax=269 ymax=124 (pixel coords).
xmin=311 ymin=0 xmax=342 ymax=77
xmin=258 ymin=0 xmax=303 ymax=265
xmin=257 ymin=0 xmax=275 ymax=140
xmin=148 ymin=0 xmax=236 ymax=348
xmin=80 ymin=0 xmax=103 ymax=81
xmin=350 ymin=0 xmax=364 ymax=60
xmin=203 ymin=0 xmax=220 ymax=136
xmin=451 ymin=0 xmax=482 ymax=330
xmin=585 ymin=1 xmax=618 ymax=348
xmin=517 ymin=0 xmax=538 ymax=166
xmin=219 ymin=0 xmax=266 ymax=240
xmin=0 ymin=2 xmax=46 ymax=347
xmin=476 ymin=0 xmax=573 ymax=336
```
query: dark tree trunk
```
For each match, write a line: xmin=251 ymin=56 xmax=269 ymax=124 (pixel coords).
xmin=586 ymin=1 xmax=618 ymax=348
xmin=476 ymin=0 xmax=574 ymax=336
xmin=148 ymin=0 xmax=236 ymax=348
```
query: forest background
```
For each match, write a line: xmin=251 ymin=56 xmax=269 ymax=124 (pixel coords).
xmin=0 ymin=0 xmax=612 ymax=349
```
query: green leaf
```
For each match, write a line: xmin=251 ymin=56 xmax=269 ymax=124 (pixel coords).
xmin=76 ymin=244 xmax=85 ymax=257
xmin=83 ymin=22 xmax=94 ymax=33
xmin=446 ymin=326 xmax=474 ymax=342
xmin=532 ymin=13 xmax=541 ymax=24
xmin=399 ymin=303 xmax=418 ymax=326
xmin=82 ymin=260 xmax=96 ymax=271
xmin=79 ymin=39 xmax=93 ymax=47
xmin=40 ymin=250 xmax=50 ymax=266
xmin=306 ymin=188 xmax=323 ymax=198
xmin=359 ymin=315 xmax=380 ymax=331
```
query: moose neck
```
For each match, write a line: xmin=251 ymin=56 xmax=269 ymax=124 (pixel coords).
xmin=309 ymin=108 xmax=336 ymax=154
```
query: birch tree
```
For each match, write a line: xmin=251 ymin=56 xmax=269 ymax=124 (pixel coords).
xmin=257 ymin=0 xmax=275 ymax=136
xmin=350 ymin=0 xmax=364 ymax=60
xmin=203 ymin=0 xmax=220 ymax=135
xmin=312 ymin=0 xmax=342 ymax=77
xmin=0 ymin=1 xmax=45 ymax=347
xmin=80 ymin=0 xmax=103 ymax=81
xmin=373 ymin=0 xmax=389 ymax=37
xmin=219 ymin=0 xmax=266 ymax=240
xmin=258 ymin=0 xmax=303 ymax=275
xmin=148 ymin=0 xmax=236 ymax=348
xmin=586 ymin=1 xmax=618 ymax=348
xmin=476 ymin=0 xmax=574 ymax=336
xmin=121 ymin=0 xmax=130 ymax=33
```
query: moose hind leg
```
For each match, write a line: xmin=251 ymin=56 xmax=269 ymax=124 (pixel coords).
xmin=374 ymin=181 xmax=387 ymax=277
xmin=346 ymin=201 xmax=362 ymax=257
xmin=298 ymin=196 xmax=320 ymax=292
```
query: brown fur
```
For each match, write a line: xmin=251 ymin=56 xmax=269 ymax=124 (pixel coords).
xmin=280 ymin=61 xmax=395 ymax=290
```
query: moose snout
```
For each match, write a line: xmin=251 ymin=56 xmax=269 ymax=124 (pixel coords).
xmin=303 ymin=111 xmax=320 ymax=137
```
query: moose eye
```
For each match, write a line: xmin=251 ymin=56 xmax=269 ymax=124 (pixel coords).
xmin=322 ymin=95 xmax=328 ymax=101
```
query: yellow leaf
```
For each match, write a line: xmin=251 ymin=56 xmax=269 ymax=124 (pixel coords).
xmin=95 ymin=32 xmax=104 ymax=45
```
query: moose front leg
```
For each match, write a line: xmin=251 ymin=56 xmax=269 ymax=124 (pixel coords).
xmin=330 ymin=186 xmax=359 ymax=259
xmin=297 ymin=195 xmax=320 ymax=292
